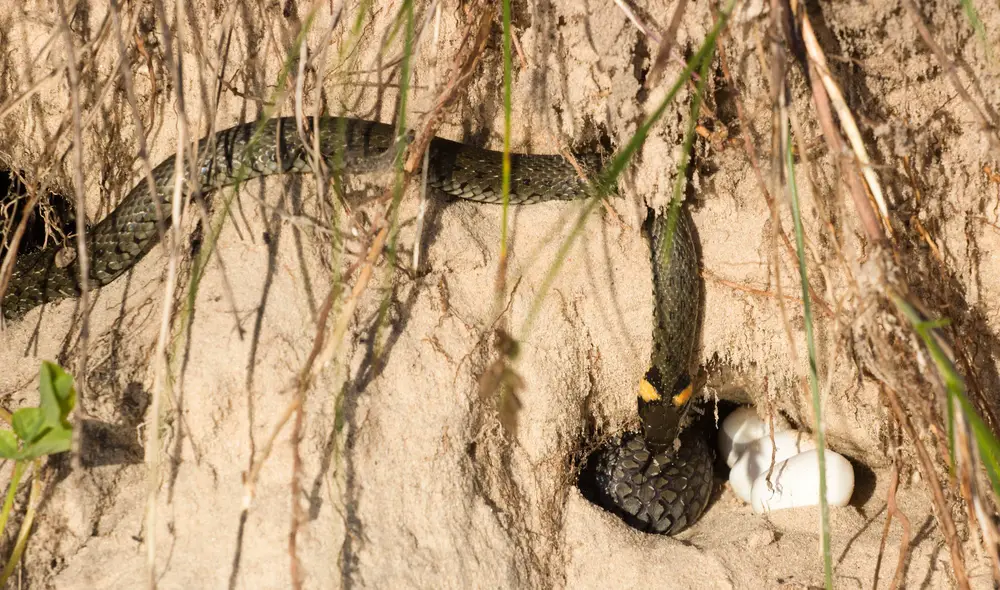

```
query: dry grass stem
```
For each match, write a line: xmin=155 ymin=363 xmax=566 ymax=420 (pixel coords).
xmin=873 ymin=463 xmax=911 ymax=590
xmin=613 ymin=0 xmax=661 ymax=44
xmin=404 ymin=2 xmax=492 ymax=176
xmin=412 ymin=3 xmax=442 ymax=272
xmin=799 ymin=10 xmax=892 ymax=240
xmin=646 ymin=0 xmax=689 ymax=88
xmin=57 ymin=0 xmax=91 ymax=474
xmin=883 ymin=382 xmax=970 ymax=590
xmin=145 ymin=1 xmax=195 ymax=586
xmin=954 ymin=401 xmax=1000 ymax=579
xmin=312 ymin=224 xmax=390 ymax=378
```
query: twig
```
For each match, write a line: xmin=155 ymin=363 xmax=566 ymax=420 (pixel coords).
xmin=701 ymin=268 xmax=824 ymax=310
xmin=243 ymin=245 xmax=363 ymax=502
xmin=613 ymin=0 xmax=661 ymax=44
xmin=901 ymin=157 xmax=944 ymax=265
xmin=773 ymin=3 xmax=885 ymax=247
xmin=646 ymin=0 xmax=688 ymax=87
xmin=235 ymin=9 xmax=492 ymax=584
xmin=886 ymin=463 xmax=912 ymax=590
xmin=0 ymin=72 xmax=63 ymax=122
xmin=0 ymin=186 xmax=43 ymax=323
xmin=0 ymin=6 xmax=143 ymax=325
xmin=767 ymin=0 xmax=802 ymax=371
xmin=57 ymin=0 xmax=91 ymax=467
xmin=510 ymin=29 xmax=528 ymax=69
xmin=286 ymin=6 xmax=330 ymax=588
xmin=368 ymin=0 xmax=439 ymax=80
xmin=0 ymin=11 xmax=116 ymax=123
xmin=0 ymin=5 xmax=119 ymax=123
xmin=289 ymin=382 xmax=306 ymax=590
xmin=133 ymin=32 xmax=158 ymax=131
xmin=311 ymin=224 xmax=390 ymax=379
xmin=110 ymin=0 xmax=169 ymax=266
xmin=404 ymin=2 xmax=492 ymax=176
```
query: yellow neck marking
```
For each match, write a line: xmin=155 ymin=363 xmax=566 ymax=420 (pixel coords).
xmin=672 ymin=382 xmax=694 ymax=407
xmin=638 ymin=379 xmax=661 ymax=402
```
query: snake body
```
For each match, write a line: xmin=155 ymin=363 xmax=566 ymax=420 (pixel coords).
xmin=2 ymin=117 xmax=599 ymax=320
xmin=1 ymin=116 xmax=712 ymax=533
xmin=585 ymin=206 xmax=714 ymax=535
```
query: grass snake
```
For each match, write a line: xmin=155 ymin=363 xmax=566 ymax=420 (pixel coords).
xmin=0 ymin=116 xmax=713 ymax=534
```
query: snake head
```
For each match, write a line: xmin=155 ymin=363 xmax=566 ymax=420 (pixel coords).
xmin=637 ymin=367 xmax=697 ymax=449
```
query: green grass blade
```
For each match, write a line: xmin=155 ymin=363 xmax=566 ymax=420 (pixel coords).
xmin=0 ymin=459 xmax=25 ymax=538
xmin=500 ymin=0 xmax=513 ymax=263
xmin=0 ymin=460 xmax=39 ymax=587
xmin=374 ymin=0 xmax=415 ymax=358
xmin=959 ymin=0 xmax=993 ymax=63
xmin=958 ymin=394 xmax=1000 ymax=494
xmin=661 ymin=49 xmax=711 ymax=274
xmin=892 ymin=293 xmax=1000 ymax=501
xmin=178 ymin=7 xmax=325 ymax=337
xmin=947 ymin=366 xmax=957 ymax=471
xmin=784 ymin=126 xmax=832 ymax=588
xmin=520 ymin=0 xmax=735 ymax=337
xmin=593 ymin=5 xmax=730 ymax=198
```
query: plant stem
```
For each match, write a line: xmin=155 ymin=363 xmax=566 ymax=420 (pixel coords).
xmin=0 ymin=460 xmax=25 ymax=538
xmin=785 ymin=126 xmax=832 ymax=588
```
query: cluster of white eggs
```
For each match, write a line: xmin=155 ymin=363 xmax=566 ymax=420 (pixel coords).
xmin=718 ymin=407 xmax=855 ymax=513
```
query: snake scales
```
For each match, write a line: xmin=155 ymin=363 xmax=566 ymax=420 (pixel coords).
xmin=1 ymin=116 xmax=713 ymax=534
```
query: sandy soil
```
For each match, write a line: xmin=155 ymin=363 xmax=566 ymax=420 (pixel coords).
xmin=1 ymin=0 xmax=999 ymax=588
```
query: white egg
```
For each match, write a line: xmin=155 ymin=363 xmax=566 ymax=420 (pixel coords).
xmin=718 ymin=406 xmax=790 ymax=467
xmin=750 ymin=449 xmax=855 ymax=514
xmin=729 ymin=430 xmax=816 ymax=503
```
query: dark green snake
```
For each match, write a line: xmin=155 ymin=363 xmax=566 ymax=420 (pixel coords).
xmin=0 ymin=116 xmax=713 ymax=533
xmin=584 ymin=208 xmax=714 ymax=535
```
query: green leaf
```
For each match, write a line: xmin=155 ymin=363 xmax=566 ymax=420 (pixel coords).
xmin=53 ymin=373 xmax=76 ymax=419
xmin=0 ymin=431 xmax=19 ymax=458
xmin=38 ymin=361 xmax=58 ymax=425
xmin=12 ymin=408 xmax=43 ymax=444
xmin=39 ymin=361 xmax=75 ymax=427
xmin=21 ymin=428 xmax=71 ymax=459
